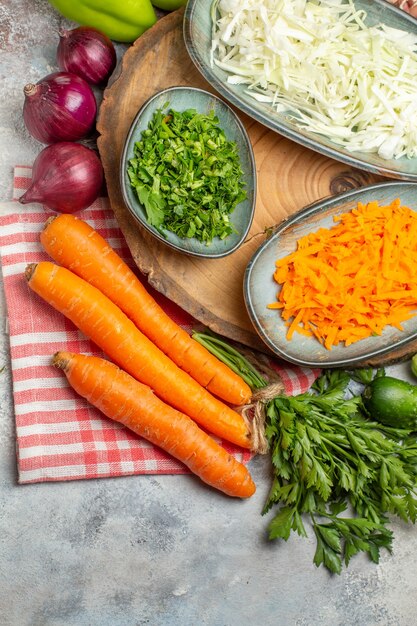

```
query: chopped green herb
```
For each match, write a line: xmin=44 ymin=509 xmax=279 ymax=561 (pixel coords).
xmin=127 ymin=105 xmax=247 ymax=244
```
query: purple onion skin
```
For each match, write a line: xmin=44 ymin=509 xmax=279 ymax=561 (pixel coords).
xmin=57 ymin=27 xmax=117 ymax=86
xmin=57 ymin=26 xmax=117 ymax=85
xmin=19 ymin=142 xmax=104 ymax=213
xmin=23 ymin=71 xmax=97 ymax=144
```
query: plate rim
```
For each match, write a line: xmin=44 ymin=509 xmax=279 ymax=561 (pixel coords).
xmin=120 ymin=84 xmax=257 ymax=259
xmin=183 ymin=0 xmax=417 ymax=182
xmin=244 ymin=180 xmax=417 ymax=367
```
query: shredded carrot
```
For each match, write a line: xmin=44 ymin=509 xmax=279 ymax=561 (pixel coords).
xmin=269 ymin=198 xmax=417 ymax=350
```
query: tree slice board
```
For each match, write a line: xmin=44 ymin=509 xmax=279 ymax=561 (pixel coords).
xmin=97 ymin=8 xmax=412 ymax=365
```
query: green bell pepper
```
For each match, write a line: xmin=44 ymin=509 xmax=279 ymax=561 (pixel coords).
xmin=48 ymin=0 xmax=157 ymax=42
xmin=151 ymin=0 xmax=187 ymax=9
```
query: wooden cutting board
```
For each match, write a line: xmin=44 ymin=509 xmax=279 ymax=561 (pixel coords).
xmin=97 ymin=8 xmax=385 ymax=354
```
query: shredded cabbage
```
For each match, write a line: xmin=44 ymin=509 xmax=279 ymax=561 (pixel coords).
xmin=211 ymin=0 xmax=417 ymax=160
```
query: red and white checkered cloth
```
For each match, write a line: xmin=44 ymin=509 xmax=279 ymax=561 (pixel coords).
xmin=0 ymin=166 xmax=318 ymax=484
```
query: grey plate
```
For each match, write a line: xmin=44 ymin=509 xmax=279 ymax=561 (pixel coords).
xmin=184 ymin=0 xmax=417 ymax=182
xmin=120 ymin=86 xmax=256 ymax=259
xmin=244 ymin=182 xmax=417 ymax=367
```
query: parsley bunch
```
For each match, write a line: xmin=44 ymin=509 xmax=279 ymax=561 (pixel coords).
xmin=127 ymin=105 xmax=246 ymax=244
xmin=264 ymin=370 xmax=417 ymax=574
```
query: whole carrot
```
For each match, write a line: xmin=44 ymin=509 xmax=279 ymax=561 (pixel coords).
xmin=53 ymin=352 xmax=256 ymax=498
xmin=40 ymin=214 xmax=252 ymax=406
xmin=25 ymin=261 xmax=252 ymax=449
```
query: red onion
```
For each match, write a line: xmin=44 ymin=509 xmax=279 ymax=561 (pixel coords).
xmin=57 ymin=26 xmax=117 ymax=86
xmin=19 ymin=142 xmax=104 ymax=213
xmin=23 ymin=71 xmax=97 ymax=144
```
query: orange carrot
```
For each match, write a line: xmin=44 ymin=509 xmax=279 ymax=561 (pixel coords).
xmin=26 ymin=261 xmax=252 ymax=449
xmin=52 ymin=351 xmax=256 ymax=498
xmin=269 ymin=198 xmax=417 ymax=350
xmin=40 ymin=214 xmax=252 ymax=406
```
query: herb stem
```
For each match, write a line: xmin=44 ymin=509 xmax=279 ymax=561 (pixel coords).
xmin=318 ymin=435 xmax=360 ymax=465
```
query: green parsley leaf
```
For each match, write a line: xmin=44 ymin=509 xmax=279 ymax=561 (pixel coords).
xmin=263 ymin=370 xmax=417 ymax=574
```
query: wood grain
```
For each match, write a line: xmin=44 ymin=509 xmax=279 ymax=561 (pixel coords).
xmin=97 ymin=8 xmax=385 ymax=353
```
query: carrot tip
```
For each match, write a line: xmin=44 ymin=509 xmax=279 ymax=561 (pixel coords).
xmin=43 ymin=215 xmax=58 ymax=230
xmin=25 ymin=263 xmax=37 ymax=282
xmin=51 ymin=351 xmax=70 ymax=371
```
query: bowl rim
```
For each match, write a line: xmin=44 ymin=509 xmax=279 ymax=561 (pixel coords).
xmin=244 ymin=180 xmax=417 ymax=367
xmin=120 ymin=85 xmax=257 ymax=259
xmin=183 ymin=0 xmax=417 ymax=182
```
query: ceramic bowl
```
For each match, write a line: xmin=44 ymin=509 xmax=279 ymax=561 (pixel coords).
xmin=244 ymin=182 xmax=417 ymax=368
xmin=120 ymin=86 xmax=256 ymax=258
xmin=184 ymin=0 xmax=417 ymax=182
